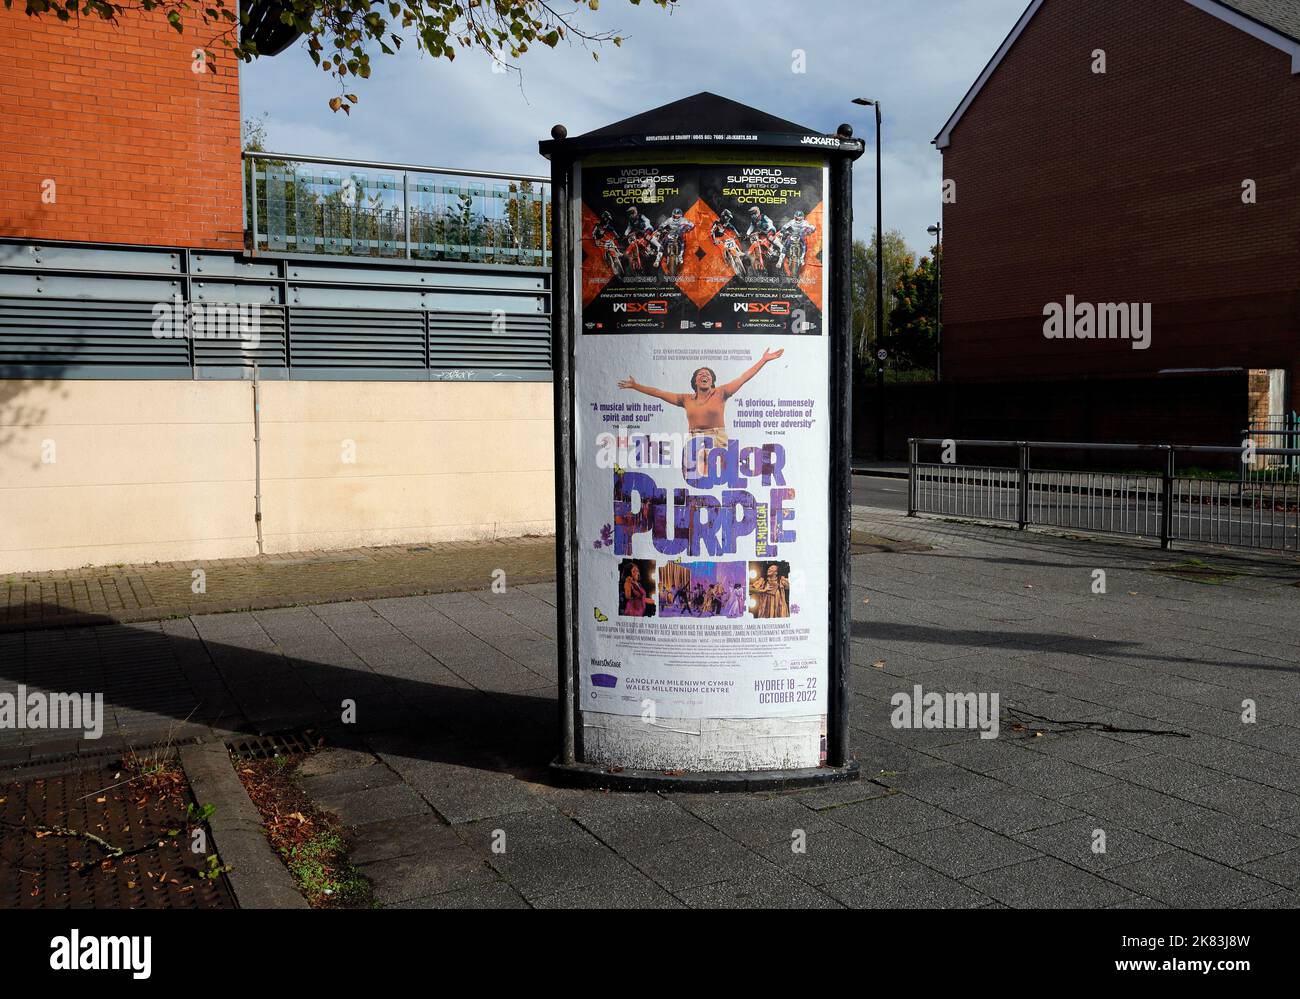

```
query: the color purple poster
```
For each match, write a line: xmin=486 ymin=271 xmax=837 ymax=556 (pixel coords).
xmin=574 ymin=152 xmax=831 ymax=722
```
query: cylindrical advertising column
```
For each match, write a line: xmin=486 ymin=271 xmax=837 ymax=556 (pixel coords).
xmin=542 ymin=94 xmax=864 ymax=790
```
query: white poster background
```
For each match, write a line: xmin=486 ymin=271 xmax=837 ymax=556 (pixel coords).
xmin=572 ymin=161 xmax=831 ymax=720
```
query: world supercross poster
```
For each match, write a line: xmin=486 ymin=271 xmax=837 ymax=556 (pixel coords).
xmin=573 ymin=153 xmax=831 ymax=721
xmin=578 ymin=153 xmax=826 ymax=334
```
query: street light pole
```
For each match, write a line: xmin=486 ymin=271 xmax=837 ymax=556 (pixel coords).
xmin=928 ymin=221 xmax=942 ymax=382
xmin=853 ymin=98 xmax=885 ymax=459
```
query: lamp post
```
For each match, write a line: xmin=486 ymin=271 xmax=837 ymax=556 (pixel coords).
xmin=852 ymin=97 xmax=884 ymax=459
xmin=927 ymin=221 xmax=942 ymax=382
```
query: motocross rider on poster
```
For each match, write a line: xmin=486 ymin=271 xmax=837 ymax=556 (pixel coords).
xmin=591 ymin=210 xmax=623 ymax=271
xmin=709 ymin=209 xmax=744 ymax=274
xmin=657 ymin=207 xmax=695 ymax=273
xmin=744 ymin=205 xmax=781 ymax=273
xmin=710 ymin=209 xmax=742 ymax=245
xmin=624 ymin=205 xmax=662 ymax=272
xmin=777 ymin=210 xmax=816 ymax=277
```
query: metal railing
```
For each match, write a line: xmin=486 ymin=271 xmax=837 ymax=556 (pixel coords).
xmin=908 ymin=439 xmax=1300 ymax=553
xmin=1243 ymin=413 xmax=1300 ymax=482
xmin=244 ymin=152 xmax=551 ymax=267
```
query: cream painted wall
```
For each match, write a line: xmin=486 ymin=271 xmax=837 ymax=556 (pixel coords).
xmin=258 ymin=381 xmax=554 ymax=553
xmin=0 ymin=379 xmax=555 ymax=573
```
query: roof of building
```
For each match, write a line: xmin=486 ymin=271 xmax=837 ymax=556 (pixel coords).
xmin=1216 ymin=0 xmax=1300 ymax=43
xmin=934 ymin=0 xmax=1300 ymax=149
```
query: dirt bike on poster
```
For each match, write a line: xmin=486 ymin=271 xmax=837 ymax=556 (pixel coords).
xmin=745 ymin=231 xmax=781 ymax=276
xmin=598 ymin=236 xmax=626 ymax=277
xmin=659 ymin=227 xmax=685 ymax=277
xmin=625 ymin=233 xmax=656 ymax=276
xmin=715 ymin=234 xmax=746 ymax=277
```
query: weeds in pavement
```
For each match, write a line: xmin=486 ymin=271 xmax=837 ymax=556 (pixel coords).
xmin=235 ymin=751 xmax=374 ymax=909
xmin=1151 ymin=557 xmax=1241 ymax=585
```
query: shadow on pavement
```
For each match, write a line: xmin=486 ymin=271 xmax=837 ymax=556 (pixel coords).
xmin=0 ymin=602 xmax=556 ymax=781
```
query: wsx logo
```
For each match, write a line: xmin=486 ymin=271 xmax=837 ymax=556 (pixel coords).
xmin=612 ymin=301 xmax=668 ymax=314
xmin=734 ymin=301 xmax=792 ymax=314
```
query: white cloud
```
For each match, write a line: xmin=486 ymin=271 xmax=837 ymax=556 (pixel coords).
xmin=241 ymin=0 xmax=1030 ymax=253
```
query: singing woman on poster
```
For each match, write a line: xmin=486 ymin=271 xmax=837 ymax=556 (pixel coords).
xmin=750 ymin=563 xmax=790 ymax=619
xmin=622 ymin=562 xmax=648 ymax=617
xmin=616 ymin=348 xmax=784 ymax=475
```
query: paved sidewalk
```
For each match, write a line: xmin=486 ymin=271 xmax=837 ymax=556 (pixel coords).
xmin=2 ymin=511 xmax=1299 ymax=907
xmin=1 ymin=536 xmax=555 ymax=632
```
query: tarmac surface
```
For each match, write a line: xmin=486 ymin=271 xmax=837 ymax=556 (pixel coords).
xmin=2 ymin=507 xmax=1298 ymax=908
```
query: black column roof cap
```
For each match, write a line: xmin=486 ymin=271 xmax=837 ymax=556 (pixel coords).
xmin=540 ymin=92 xmax=864 ymax=159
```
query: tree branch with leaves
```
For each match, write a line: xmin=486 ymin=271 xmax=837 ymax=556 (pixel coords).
xmin=8 ymin=0 xmax=678 ymax=111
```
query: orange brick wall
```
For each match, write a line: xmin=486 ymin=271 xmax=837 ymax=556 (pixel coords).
xmin=0 ymin=7 xmax=243 ymax=249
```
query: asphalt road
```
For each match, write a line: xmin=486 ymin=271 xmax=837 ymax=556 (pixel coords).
xmin=852 ymin=474 xmax=909 ymax=511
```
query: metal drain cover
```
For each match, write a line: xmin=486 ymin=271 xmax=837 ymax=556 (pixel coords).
xmin=225 ymin=730 xmax=318 ymax=760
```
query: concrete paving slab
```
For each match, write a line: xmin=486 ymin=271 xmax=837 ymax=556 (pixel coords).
xmin=822 ymin=862 xmax=991 ymax=908
xmin=1104 ymin=851 xmax=1279 ymax=908
xmin=885 ymin=821 xmax=1042 ymax=879
xmin=964 ymin=856 xmax=1135 ymax=909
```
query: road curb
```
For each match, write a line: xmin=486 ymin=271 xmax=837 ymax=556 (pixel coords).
xmin=0 ymin=571 xmax=556 ymax=635
xmin=179 ymin=742 xmax=309 ymax=909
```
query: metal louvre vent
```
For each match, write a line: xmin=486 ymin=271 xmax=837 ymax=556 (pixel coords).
xmin=0 ymin=240 xmax=551 ymax=380
xmin=0 ymin=297 xmax=188 ymax=369
xmin=192 ymin=305 xmax=288 ymax=367
xmin=429 ymin=311 xmax=551 ymax=370
xmin=0 ymin=300 xmax=553 ymax=378
xmin=290 ymin=308 xmax=426 ymax=369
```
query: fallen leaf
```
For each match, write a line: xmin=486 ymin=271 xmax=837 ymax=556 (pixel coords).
xmin=662 ymin=769 xmax=685 ymax=777
xmin=96 ymin=797 xmax=107 ymax=804
xmin=872 ymin=659 xmax=886 ymax=669
xmin=862 ymin=597 xmax=870 ymax=604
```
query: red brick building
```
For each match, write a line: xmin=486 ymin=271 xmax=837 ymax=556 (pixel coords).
xmin=0 ymin=9 xmax=556 ymax=574
xmin=934 ymin=0 xmax=1300 ymax=425
xmin=0 ymin=7 xmax=246 ymax=248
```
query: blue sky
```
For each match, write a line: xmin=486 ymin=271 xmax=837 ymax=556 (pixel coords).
xmin=241 ymin=0 xmax=1030 ymax=255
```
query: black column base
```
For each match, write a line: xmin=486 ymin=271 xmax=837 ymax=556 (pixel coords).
xmin=548 ymin=757 xmax=859 ymax=793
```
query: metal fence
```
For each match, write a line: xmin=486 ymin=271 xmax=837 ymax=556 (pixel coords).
xmin=908 ymin=439 xmax=1300 ymax=553
xmin=1244 ymin=413 xmax=1300 ymax=482
xmin=244 ymin=152 xmax=552 ymax=267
